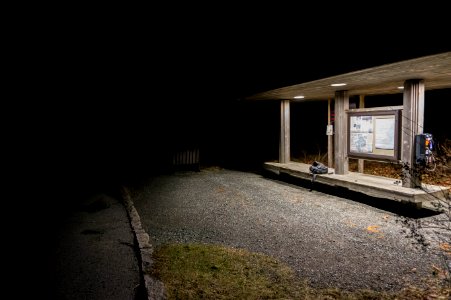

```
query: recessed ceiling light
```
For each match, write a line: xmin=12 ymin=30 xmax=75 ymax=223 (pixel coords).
xmin=397 ymin=86 xmax=404 ymax=89
xmin=294 ymin=95 xmax=305 ymax=99
xmin=330 ymin=83 xmax=347 ymax=87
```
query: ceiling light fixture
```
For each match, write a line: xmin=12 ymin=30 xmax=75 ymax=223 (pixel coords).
xmin=397 ymin=86 xmax=404 ymax=89
xmin=330 ymin=83 xmax=347 ymax=87
xmin=294 ymin=95 xmax=305 ymax=99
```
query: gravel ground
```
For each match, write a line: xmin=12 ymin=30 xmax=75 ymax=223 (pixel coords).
xmin=129 ymin=168 xmax=446 ymax=292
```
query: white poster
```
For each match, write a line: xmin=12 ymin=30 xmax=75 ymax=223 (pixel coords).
xmin=375 ymin=117 xmax=395 ymax=150
xmin=350 ymin=116 xmax=373 ymax=133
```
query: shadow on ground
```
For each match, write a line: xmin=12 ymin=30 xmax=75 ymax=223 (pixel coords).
xmin=260 ymin=169 xmax=442 ymax=219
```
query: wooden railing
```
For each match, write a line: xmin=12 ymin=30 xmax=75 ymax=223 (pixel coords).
xmin=172 ymin=148 xmax=200 ymax=171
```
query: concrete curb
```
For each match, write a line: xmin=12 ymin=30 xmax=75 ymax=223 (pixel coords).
xmin=120 ymin=186 xmax=166 ymax=300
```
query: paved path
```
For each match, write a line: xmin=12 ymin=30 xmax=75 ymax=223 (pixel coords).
xmin=44 ymin=191 xmax=142 ymax=299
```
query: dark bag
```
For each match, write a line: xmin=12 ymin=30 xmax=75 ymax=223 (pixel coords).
xmin=309 ymin=161 xmax=328 ymax=174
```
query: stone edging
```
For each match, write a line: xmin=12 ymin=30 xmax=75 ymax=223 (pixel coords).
xmin=120 ymin=186 xmax=166 ymax=300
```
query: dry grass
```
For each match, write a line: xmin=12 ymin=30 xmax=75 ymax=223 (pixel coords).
xmin=293 ymin=149 xmax=451 ymax=189
xmin=151 ymin=243 xmax=307 ymax=299
xmin=151 ymin=243 xmax=450 ymax=299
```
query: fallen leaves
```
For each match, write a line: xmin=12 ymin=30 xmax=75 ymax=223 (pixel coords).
xmin=366 ymin=225 xmax=384 ymax=238
xmin=348 ymin=160 xmax=451 ymax=188
xmin=366 ymin=225 xmax=380 ymax=233
xmin=438 ymin=242 xmax=451 ymax=255
xmin=343 ymin=221 xmax=386 ymax=238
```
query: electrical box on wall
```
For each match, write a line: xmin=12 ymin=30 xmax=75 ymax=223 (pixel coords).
xmin=415 ymin=133 xmax=434 ymax=166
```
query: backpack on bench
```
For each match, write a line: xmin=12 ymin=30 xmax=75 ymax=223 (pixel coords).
xmin=309 ymin=161 xmax=328 ymax=174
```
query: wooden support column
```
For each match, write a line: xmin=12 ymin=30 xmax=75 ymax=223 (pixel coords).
xmin=334 ymin=90 xmax=349 ymax=174
xmin=358 ymin=95 xmax=365 ymax=173
xmin=279 ymin=100 xmax=290 ymax=163
xmin=402 ymin=79 xmax=425 ymax=188
xmin=327 ymin=99 xmax=333 ymax=167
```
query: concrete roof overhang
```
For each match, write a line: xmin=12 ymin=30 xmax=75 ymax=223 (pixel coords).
xmin=244 ymin=52 xmax=451 ymax=101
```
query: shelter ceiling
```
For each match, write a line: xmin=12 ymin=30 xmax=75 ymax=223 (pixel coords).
xmin=245 ymin=52 xmax=451 ymax=101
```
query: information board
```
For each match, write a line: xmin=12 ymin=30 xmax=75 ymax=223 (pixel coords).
xmin=348 ymin=109 xmax=401 ymax=161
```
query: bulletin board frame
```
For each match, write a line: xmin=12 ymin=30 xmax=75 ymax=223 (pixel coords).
xmin=347 ymin=109 xmax=401 ymax=161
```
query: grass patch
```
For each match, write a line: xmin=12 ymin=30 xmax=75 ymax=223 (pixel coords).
xmin=151 ymin=243 xmax=450 ymax=299
xmin=151 ymin=243 xmax=306 ymax=299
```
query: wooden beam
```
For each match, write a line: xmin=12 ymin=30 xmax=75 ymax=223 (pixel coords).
xmin=347 ymin=106 xmax=403 ymax=113
xmin=358 ymin=95 xmax=365 ymax=173
xmin=402 ymin=79 xmax=425 ymax=188
xmin=334 ymin=90 xmax=349 ymax=174
xmin=279 ymin=100 xmax=290 ymax=163
xmin=327 ymin=98 xmax=333 ymax=167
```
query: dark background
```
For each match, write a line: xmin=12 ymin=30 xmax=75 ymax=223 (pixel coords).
xmin=24 ymin=29 xmax=450 ymax=193
xmin=7 ymin=7 xmax=451 ymax=297
xmin=9 ymin=6 xmax=451 ymax=206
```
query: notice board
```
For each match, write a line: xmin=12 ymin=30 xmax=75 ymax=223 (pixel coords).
xmin=348 ymin=109 xmax=401 ymax=161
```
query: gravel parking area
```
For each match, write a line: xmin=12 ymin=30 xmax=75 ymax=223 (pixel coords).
xmin=129 ymin=168 xmax=444 ymax=292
